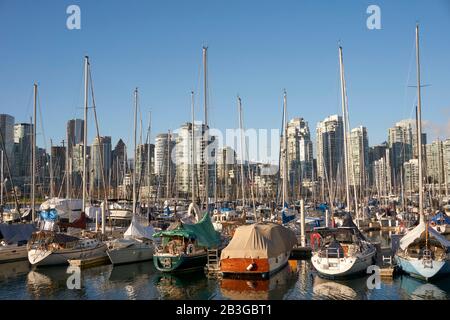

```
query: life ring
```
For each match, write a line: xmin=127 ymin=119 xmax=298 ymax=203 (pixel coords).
xmin=187 ymin=243 xmax=195 ymax=254
xmin=310 ymin=233 xmax=321 ymax=249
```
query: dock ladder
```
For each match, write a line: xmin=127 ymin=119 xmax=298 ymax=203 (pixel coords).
xmin=205 ymin=249 xmax=221 ymax=277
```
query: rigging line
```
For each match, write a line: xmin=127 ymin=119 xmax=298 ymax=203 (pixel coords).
xmin=402 ymin=34 xmax=417 ymax=120
xmin=36 ymin=88 xmax=48 ymax=152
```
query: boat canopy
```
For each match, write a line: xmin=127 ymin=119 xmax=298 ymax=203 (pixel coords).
xmin=39 ymin=198 xmax=82 ymax=219
xmin=153 ymin=213 xmax=220 ymax=248
xmin=0 ymin=223 xmax=36 ymax=244
xmin=399 ymin=221 xmax=450 ymax=251
xmin=220 ymin=222 xmax=297 ymax=259
xmin=124 ymin=217 xmax=155 ymax=240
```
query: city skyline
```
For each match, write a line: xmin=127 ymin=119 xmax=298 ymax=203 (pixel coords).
xmin=1 ymin=0 xmax=450 ymax=159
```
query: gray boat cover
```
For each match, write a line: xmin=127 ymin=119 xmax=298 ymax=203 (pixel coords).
xmin=220 ymin=222 xmax=297 ymax=259
xmin=0 ymin=223 xmax=36 ymax=244
xmin=400 ymin=221 xmax=450 ymax=250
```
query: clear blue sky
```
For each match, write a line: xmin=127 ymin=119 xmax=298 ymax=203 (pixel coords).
xmin=1 ymin=0 xmax=450 ymax=159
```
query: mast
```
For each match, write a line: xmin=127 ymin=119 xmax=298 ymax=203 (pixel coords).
xmin=166 ymin=130 xmax=171 ymax=200
xmin=82 ymin=56 xmax=89 ymax=212
xmin=49 ymin=139 xmax=54 ymax=198
xmin=238 ymin=96 xmax=246 ymax=207
xmin=202 ymin=46 xmax=209 ymax=210
xmin=282 ymin=90 xmax=288 ymax=205
xmin=416 ymin=24 xmax=425 ymax=223
xmin=133 ymin=88 xmax=138 ymax=215
xmin=31 ymin=83 xmax=37 ymax=221
xmin=1 ymin=150 xmax=3 ymax=206
xmin=191 ymin=91 xmax=196 ymax=205
xmin=147 ymin=111 xmax=151 ymax=215
xmin=66 ymin=135 xmax=70 ymax=199
xmin=339 ymin=46 xmax=351 ymax=213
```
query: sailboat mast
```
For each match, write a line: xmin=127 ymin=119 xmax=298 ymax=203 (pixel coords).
xmin=202 ymin=47 xmax=209 ymax=210
xmin=133 ymin=88 xmax=138 ymax=215
xmin=31 ymin=83 xmax=37 ymax=221
xmin=147 ymin=111 xmax=151 ymax=213
xmin=416 ymin=24 xmax=425 ymax=222
xmin=238 ymin=96 xmax=246 ymax=207
xmin=82 ymin=56 xmax=89 ymax=212
xmin=0 ymin=150 xmax=3 ymax=206
xmin=282 ymin=90 xmax=288 ymax=205
xmin=50 ymin=139 xmax=54 ymax=198
xmin=191 ymin=91 xmax=196 ymax=205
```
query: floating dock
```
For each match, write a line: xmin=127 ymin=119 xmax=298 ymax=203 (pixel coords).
xmin=68 ymin=254 xmax=111 ymax=269
xmin=290 ymin=246 xmax=312 ymax=260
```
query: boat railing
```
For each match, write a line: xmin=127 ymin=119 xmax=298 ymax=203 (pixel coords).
xmin=422 ymin=249 xmax=433 ymax=268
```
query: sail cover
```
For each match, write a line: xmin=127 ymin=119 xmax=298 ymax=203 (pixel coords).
xmin=39 ymin=198 xmax=82 ymax=219
xmin=399 ymin=221 xmax=450 ymax=250
xmin=220 ymin=222 xmax=297 ymax=259
xmin=124 ymin=217 xmax=155 ymax=240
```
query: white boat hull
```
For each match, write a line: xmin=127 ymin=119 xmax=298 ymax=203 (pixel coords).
xmin=107 ymin=243 xmax=154 ymax=265
xmin=0 ymin=244 xmax=29 ymax=263
xmin=396 ymin=255 xmax=450 ymax=281
xmin=28 ymin=243 xmax=107 ymax=267
xmin=311 ymin=248 xmax=376 ymax=278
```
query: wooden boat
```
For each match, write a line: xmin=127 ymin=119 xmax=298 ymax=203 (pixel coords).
xmin=153 ymin=212 xmax=221 ymax=273
xmin=220 ymin=222 xmax=297 ymax=278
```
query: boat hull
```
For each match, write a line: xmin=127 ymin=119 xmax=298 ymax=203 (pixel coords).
xmin=107 ymin=244 xmax=154 ymax=265
xmin=221 ymin=252 xmax=290 ymax=278
xmin=311 ymin=248 xmax=376 ymax=279
xmin=395 ymin=255 xmax=450 ymax=281
xmin=153 ymin=252 xmax=207 ymax=273
xmin=0 ymin=245 xmax=29 ymax=264
xmin=28 ymin=243 xmax=107 ymax=267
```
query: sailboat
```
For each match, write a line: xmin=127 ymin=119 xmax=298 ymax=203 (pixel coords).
xmin=310 ymin=45 xmax=376 ymax=278
xmin=28 ymin=57 xmax=107 ymax=267
xmin=395 ymin=25 xmax=450 ymax=281
xmin=106 ymin=88 xmax=155 ymax=265
xmin=279 ymin=91 xmax=296 ymax=225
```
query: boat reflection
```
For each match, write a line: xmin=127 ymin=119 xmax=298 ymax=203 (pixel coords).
xmin=153 ymin=271 xmax=213 ymax=299
xmin=26 ymin=267 xmax=72 ymax=298
xmin=312 ymin=276 xmax=361 ymax=300
xmin=399 ymin=275 xmax=448 ymax=300
xmin=0 ymin=260 xmax=30 ymax=281
xmin=219 ymin=263 xmax=297 ymax=300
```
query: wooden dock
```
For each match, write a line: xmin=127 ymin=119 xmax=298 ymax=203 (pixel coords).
xmin=68 ymin=254 xmax=111 ymax=269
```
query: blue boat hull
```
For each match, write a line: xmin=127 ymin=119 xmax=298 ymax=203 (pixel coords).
xmin=396 ymin=255 xmax=450 ymax=281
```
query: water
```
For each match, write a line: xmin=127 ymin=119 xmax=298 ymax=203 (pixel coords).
xmin=1 ymin=232 xmax=450 ymax=300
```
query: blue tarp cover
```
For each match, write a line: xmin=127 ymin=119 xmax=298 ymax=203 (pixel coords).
xmin=0 ymin=223 xmax=36 ymax=244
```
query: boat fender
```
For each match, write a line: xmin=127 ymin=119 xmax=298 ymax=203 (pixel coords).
xmin=187 ymin=243 xmax=194 ymax=254
xmin=246 ymin=262 xmax=256 ymax=271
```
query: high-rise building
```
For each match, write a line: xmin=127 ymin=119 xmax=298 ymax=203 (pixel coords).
xmin=426 ymin=140 xmax=445 ymax=186
xmin=67 ymin=119 xmax=84 ymax=157
xmin=285 ymin=117 xmax=314 ymax=198
xmin=50 ymin=146 xmax=66 ymax=195
xmin=444 ymin=139 xmax=450 ymax=194
xmin=173 ymin=122 xmax=216 ymax=198
xmin=369 ymin=142 xmax=388 ymax=187
xmin=13 ymin=123 xmax=33 ymax=178
xmin=0 ymin=114 xmax=15 ymax=168
xmin=71 ymin=143 xmax=89 ymax=191
xmin=316 ymin=115 xmax=344 ymax=184
xmin=90 ymin=136 xmax=112 ymax=189
xmin=217 ymin=146 xmax=237 ymax=201
xmin=388 ymin=119 xmax=426 ymax=191
xmin=349 ymin=126 xmax=369 ymax=188
xmin=155 ymin=133 xmax=176 ymax=198
xmin=111 ymin=139 xmax=127 ymax=187
xmin=404 ymin=158 xmax=419 ymax=193
xmin=136 ymin=143 xmax=154 ymax=187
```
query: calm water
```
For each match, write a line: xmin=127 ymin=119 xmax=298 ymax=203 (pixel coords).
xmin=1 ymin=232 xmax=450 ymax=300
